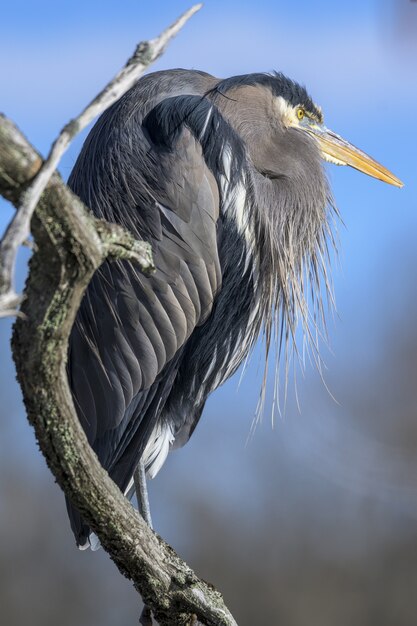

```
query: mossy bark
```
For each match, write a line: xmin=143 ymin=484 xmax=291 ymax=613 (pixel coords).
xmin=0 ymin=113 xmax=237 ymax=626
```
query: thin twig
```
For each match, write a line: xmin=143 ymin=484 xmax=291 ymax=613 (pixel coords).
xmin=0 ymin=291 xmax=22 ymax=318
xmin=0 ymin=3 xmax=202 ymax=316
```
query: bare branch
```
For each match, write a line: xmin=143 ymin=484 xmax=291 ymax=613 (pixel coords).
xmin=0 ymin=3 xmax=202 ymax=317
xmin=0 ymin=6 xmax=237 ymax=622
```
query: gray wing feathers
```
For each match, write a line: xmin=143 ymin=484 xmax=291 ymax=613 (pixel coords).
xmin=68 ymin=126 xmax=221 ymax=475
xmin=66 ymin=70 xmax=227 ymax=544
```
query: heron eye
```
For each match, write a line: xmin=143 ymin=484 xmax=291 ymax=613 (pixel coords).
xmin=297 ymin=108 xmax=305 ymax=120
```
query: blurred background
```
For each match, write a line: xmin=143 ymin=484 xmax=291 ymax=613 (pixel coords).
xmin=1 ymin=1 xmax=417 ymax=624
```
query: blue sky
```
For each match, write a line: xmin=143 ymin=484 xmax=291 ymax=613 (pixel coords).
xmin=1 ymin=0 xmax=417 ymax=538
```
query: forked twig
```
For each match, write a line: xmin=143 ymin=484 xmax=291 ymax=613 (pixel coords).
xmin=0 ymin=3 xmax=202 ymax=317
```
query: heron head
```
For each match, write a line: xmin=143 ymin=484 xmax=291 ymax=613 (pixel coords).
xmin=212 ymin=72 xmax=403 ymax=188
xmin=273 ymin=80 xmax=403 ymax=188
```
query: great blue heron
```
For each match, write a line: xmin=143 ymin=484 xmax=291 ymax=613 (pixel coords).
xmin=66 ymin=69 xmax=402 ymax=549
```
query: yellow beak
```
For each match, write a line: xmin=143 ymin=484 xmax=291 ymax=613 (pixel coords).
xmin=306 ymin=124 xmax=403 ymax=188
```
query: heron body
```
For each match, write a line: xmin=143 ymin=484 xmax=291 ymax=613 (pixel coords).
xmin=66 ymin=69 xmax=401 ymax=548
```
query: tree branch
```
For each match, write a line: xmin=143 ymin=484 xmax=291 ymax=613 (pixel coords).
xmin=0 ymin=6 xmax=238 ymax=621
xmin=0 ymin=110 xmax=237 ymax=626
xmin=0 ymin=3 xmax=202 ymax=317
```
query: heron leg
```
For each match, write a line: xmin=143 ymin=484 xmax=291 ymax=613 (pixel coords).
xmin=139 ymin=605 xmax=153 ymax=626
xmin=134 ymin=459 xmax=153 ymax=529
xmin=134 ymin=461 xmax=154 ymax=625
